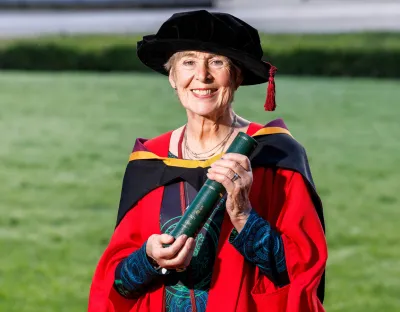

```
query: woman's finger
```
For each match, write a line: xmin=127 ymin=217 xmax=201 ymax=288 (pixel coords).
xmin=208 ymin=166 xmax=250 ymax=185
xmin=155 ymin=234 xmax=187 ymax=260
xmin=219 ymin=153 xmax=251 ymax=171
xmin=162 ymin=237 xmax=196 ymax=269
xmin=211 ymin=159 xmax=249 ymax=177
xmin=207 ymin=171 xmax=236 ymax=193
xmin=159 ymin=234 xmax=175 ymax=245
xmin=209 ymin=166 xmax=236 ymax=180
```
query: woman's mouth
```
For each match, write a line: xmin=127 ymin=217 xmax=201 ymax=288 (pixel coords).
xmin=191 ymin=88 xmax=218 ymax=98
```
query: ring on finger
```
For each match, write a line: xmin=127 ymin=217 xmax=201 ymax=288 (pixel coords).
xmin=231 ymin=172 xmax=241 ymax=182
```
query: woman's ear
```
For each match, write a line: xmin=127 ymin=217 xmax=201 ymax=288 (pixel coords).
xmin=235 ymin=76 xmax=243 ymax=90
xmin=234 ymin=67 xmax=243 ymax=90
xmin=168 ymin=71 xmax=177 ymax=90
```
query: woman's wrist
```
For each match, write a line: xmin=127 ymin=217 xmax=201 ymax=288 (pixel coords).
xmin=230 ymin=208 xmax=252 ymax=233
xmin=146 ymin=254 xmax=160 ymax=270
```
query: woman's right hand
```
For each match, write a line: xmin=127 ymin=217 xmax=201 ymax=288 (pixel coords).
xmin=146 ymin=234 xmax=195 ymax=270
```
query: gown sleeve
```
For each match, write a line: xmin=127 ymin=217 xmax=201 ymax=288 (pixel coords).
xmin=246 ymin=168 xmax=327 ymax=311
xmin=88 ymin=187 xmax=165 ymax=312
xmin=229 ymin=209 xmax=289 ymax=286
xmin=113 ymin=242 xmax=162 ymax=299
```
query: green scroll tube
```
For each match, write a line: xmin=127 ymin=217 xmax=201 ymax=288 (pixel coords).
xmin=169 ymin=132 xmax=258 ymax=240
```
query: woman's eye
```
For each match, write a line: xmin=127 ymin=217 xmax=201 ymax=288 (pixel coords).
xmin=183 ymin=60 xmax=195 ymax=66
xmin=210 ymin=59 xmax=225 ymax=67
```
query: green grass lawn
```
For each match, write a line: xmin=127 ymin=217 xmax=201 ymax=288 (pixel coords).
xmin=0 ymin=72 xmax=399 ymax=311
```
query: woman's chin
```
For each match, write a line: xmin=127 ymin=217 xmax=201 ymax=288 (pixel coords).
xmin=188 ymin=106 xmax=221 ymax=118
xmin=182 ymin=96 xmax=228 ymax=117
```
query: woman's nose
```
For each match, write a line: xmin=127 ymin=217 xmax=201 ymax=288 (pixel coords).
xmin=195 ymin=63 xmax=211 ymax=82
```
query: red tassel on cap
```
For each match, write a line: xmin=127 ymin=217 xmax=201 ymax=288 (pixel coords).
xmin=264 ymin=65 xmax=277 ymax=111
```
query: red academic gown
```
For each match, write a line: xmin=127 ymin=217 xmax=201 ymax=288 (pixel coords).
xmin=88 ymin=122 xmax=327 ymax=312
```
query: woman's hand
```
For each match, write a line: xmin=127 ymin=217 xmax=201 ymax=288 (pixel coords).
xmin=206 ymin=153 xmax=253 ymax=232
xmin=146 ymin=234 xmax=195 ymax=271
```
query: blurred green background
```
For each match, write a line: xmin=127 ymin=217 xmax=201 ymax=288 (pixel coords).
xmin=1 ymin=34 xmax=400 ymax=311
xmin=1 ymin=33 xmax=400 ymax=77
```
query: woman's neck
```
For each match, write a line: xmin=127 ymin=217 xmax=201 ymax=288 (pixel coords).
xmin=168 ymin=112 xmax=251 ymax=158
xmin=181 ymin=110 xmax=251 ymax=159
xmin=185 ymin=110 xmax=235 ymax=150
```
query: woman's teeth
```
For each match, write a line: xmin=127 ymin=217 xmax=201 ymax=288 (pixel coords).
xmin=192 ymin=89 xmax=214 ymax=95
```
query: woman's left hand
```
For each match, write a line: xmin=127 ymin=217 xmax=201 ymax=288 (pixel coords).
xmin=206 ymin=153 xmax=253 ymax=233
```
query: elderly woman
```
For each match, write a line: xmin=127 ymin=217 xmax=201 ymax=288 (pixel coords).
xmin=89 ymin=10 xmax=327 ymax=312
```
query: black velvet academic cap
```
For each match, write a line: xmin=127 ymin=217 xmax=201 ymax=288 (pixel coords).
xmin=137 ymin=10 xmax=277 ymax=110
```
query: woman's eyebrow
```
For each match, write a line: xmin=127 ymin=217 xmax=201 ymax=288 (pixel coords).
xmin=180 ymin=52 xmax=222 ymax=59
xmin=180 ymin=52 xmax=198 ymax=58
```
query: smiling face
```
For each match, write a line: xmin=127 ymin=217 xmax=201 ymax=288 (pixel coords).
xmin=167 ymin=51 xmax=242 ymax=119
